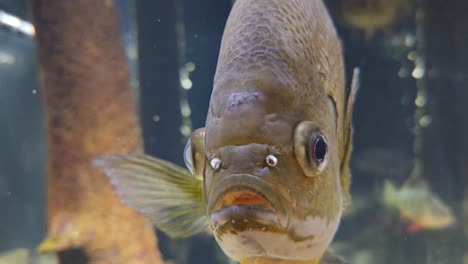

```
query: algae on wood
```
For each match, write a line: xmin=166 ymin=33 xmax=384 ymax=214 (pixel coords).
xmin=30 ymin=1 xmax=163 ymax=263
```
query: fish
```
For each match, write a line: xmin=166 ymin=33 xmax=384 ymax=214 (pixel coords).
xmin=383 ymin=180 xmax=456 ymax=233
xmin=341 ymin=0 xmax=409 ymax=40
xmin=94 ymin=0 xmax=358 ymax=263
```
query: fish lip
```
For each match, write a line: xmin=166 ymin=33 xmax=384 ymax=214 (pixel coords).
xmin=207 ymin=174 xmax=287 ymax=228
xmin=210 ymin=205 xmax=282 ymax=232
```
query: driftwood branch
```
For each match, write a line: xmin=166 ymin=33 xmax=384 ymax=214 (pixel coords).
xmin=30 ymin=1 xmax=163 ymax=263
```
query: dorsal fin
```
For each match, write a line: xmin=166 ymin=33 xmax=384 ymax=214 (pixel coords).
xmin=340 ymin=67 xmax=360 ymax=208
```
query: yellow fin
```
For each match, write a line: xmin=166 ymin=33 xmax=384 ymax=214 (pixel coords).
xmin=37 ymin=237 xmax=62 ymax=253
xmin=94 ymin=154 xmax=208 ymax=238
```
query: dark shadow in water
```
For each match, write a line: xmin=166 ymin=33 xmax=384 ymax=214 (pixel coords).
xmin=58 ymin=248 xmax=89 ymax=264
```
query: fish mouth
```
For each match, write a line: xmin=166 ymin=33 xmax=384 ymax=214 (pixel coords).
xmin=208 ymin=174 xmax=287 ymax=231
xmin=214 ymin=188 xmax=275 ymax=212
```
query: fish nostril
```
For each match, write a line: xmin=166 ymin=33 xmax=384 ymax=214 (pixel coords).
xmin=210 ymin=158 xmax=222 ymax=170
xmin=265 ymin=154 xmax=278 ymax=167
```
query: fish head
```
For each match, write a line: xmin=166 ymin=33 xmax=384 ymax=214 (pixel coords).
xmin=180 ymin=0 xmax=359 ymax=260
xmin=186 ymin=70 xmax=345 ymax=261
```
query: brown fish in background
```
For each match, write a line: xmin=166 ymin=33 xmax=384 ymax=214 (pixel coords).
xmin=96 ymin=0 xmax=359 ymax=263
xmin=383 ymin=180 xmax=455 ymax=234
xmin=341 ymin=0 xmax=409 ymax=40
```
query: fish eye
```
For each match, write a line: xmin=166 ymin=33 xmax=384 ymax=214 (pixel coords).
xmin=183 ymin=137 xmax=194 ymax=174
xmin=184 ymin=128 xmax=206 ymax=178
xmin=294 ymin=121 xmax=330 ymax=177
xmin=311 ymin=135 xmax=327 ymax=164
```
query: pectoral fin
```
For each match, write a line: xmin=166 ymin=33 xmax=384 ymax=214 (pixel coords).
xmin=94 ymin=154 xmax=208 ymax=238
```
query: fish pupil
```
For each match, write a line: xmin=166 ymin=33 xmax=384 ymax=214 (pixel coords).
xmin=313 ymin=136 xmax=327 ymax=162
